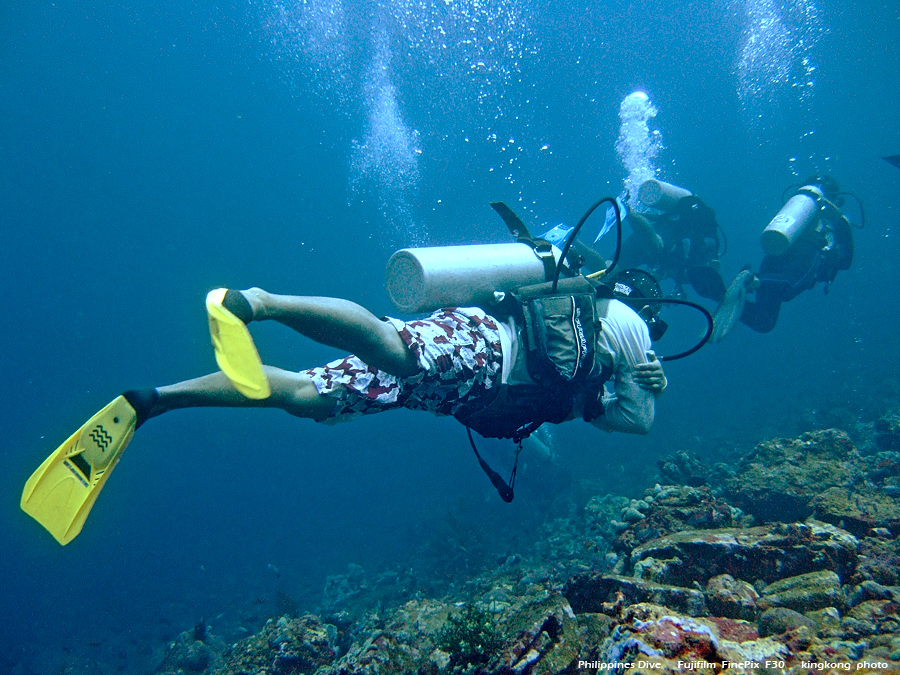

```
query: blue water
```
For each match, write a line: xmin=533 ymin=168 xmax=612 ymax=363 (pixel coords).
xmin=2 ymin=0 xmax=899 ymax=672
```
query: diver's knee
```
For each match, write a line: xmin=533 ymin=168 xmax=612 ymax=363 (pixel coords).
xmin=283 ymin=378 xmax=336 ymax=420
xmin=368 ymin=321 xmax=419 ymax=377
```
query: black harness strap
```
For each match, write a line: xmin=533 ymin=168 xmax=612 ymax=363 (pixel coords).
xmin=467 ymin=427 xmax=526 ymax=503
xmin=490 ymin=201 xmax=533 ymax=241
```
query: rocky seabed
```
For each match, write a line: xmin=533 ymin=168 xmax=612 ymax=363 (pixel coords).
xmin=155 ymin=422 xmax=900 ymax=675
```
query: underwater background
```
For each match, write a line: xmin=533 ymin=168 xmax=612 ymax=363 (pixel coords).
xmin=2 ymin=0 xmax=899 ymax=672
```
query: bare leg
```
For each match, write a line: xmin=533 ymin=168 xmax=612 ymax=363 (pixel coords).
xmin=241 ymin=288 xmax=419 ymax=377
xmin=137 ymin=289 xmax=418 ymax=422
xmin=150 ymin=366 xmax=335 ymax=421
xmin=132 ymin=289 xmax=417 ymax=424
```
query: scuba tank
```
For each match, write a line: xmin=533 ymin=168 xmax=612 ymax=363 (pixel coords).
xmin=385 ymin=243 xmax=561 ymax=314
xmin=760 ymin=184 xmax=824 ymax=256
xmin=385 ymin=202 xmax=571 ymax=314
xmin=638 ymin=179 xmax=692 ymax=210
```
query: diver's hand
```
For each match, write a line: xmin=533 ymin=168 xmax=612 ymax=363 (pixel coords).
xmin=634 ymin=351 xmax=667 ymax=394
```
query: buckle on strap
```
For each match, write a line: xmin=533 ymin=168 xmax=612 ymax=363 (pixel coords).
xmin=532 ymin=241 xmax=558 ymax=282
xmin=491 ymin=201 xmax=559 ymax=282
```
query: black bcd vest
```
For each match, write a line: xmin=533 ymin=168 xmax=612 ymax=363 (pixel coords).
xmin=453 ymin=276 xmax=613 ymax=442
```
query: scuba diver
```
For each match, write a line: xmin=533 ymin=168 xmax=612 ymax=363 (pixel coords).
xmin=713 ymin=175 xmax=860 ymax=340
xmin=542 ymin=179 xmax=726 ymax=304
xmin=620 ymin=179 xmax=726 ymax=303
xmin=21 ymin=200 xmax=669 ymax=545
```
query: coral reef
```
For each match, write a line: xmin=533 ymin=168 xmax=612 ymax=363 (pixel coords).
xmin=202 ymin=615 xmax=336 ymax=675
xmin=151 ymin=425 xmax=900 ymax=673
xmin=434 ymin=604 xmax=502 ymax=668
xmin=611 ymin=484 xmax=748 ymax=555
xmin=725 ymin=429 xmax=863 ymax=523
xmin=156 ymin=622 xmax=227 ymax=675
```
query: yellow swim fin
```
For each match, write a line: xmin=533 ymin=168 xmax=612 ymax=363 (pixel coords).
xmin=206 ymin=288 xmax=270 ymax=399
xmin=21 ymin=395 xmax=136 ymax=545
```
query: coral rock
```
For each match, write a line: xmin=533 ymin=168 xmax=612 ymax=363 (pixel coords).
xmin=599 ymin=603 xmax=786 ymax=672
xmin=843 ymin=600 xmax=900 ymax=638
xmin=704 ymin=574 xmax=760 ymax=621
xmin=564 ymin=573 xmax=708 ymax=617
xmin=628 ymin=521 xmax=858 ymax=588
xmin=874 ymin=415 xmax=900 ymax=453
xmin=156 ymin=627 xmax=226 ymax=674
xmin=214 ymin=614 xmax=337 ymax=675
xmin=490 ymin=595 xmax=581 ymax=674
xmin=811 ymin=486 xmax=900 ymax=537
xmin=726 ymin=429 xmax=864 ymax=523
xmin=757 ymin=607 xmax=818 ymax=637
xmin=760 ymin=570 xmax=847 ymax=613
xmin=612 ymin=484 xmax=741 ymax=554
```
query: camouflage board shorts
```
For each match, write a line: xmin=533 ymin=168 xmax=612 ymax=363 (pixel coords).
xmin=305 ymin=308 xmax=504 ymax=424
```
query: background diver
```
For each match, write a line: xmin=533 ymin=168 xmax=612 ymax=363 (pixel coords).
xmin=542 ymin=179 xmax=726 ymax=304
xmin=541 ymin=175 xmax=860 ymax=344
xmin=712 ymin=175 xmax=860 ymax=341
xmin=22 ymin=272 xmax=668 ymax=545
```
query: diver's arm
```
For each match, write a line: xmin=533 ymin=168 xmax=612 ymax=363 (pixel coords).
xmin=590 ymin=367 xmax=655 ymax=435
xmin=572 ymin=240 xmax=610 ymax=274
xmin=633 ymin=351 xmax=666 ymax=393
xmin=589 ymin=303 xmax=657 ymax=434
xmin=629 ymin=212 xmax=664 ymax=253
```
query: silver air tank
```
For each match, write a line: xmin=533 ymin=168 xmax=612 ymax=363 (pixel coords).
xmin=638 ymin=179 xmax=692 ymax=211
xmin=760 ymin=185 xmax=823 ymax=256
xmin=385 ymin=243 xmax=558 ymax=314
